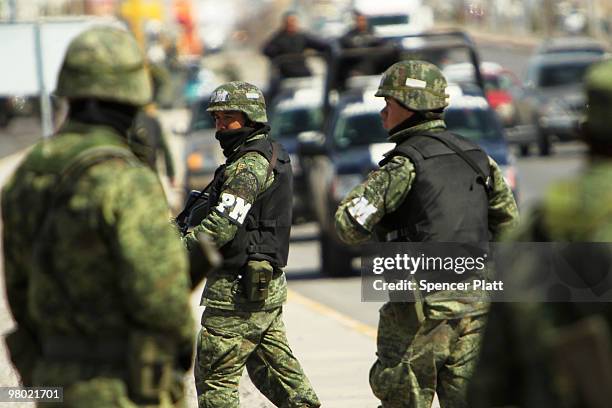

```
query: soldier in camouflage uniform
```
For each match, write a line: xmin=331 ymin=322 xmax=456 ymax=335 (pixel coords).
xmin=334 ymin=60 xmax=519 ymax=408
xmin=467 ymin=60 xmax=612 ymax=408
xmin=2 ymin=26 xmax=195 ymax=407
xmin=182 ymin=81 xmax=320 ymax=408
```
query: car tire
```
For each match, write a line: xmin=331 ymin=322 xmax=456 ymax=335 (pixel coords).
xmin=537 ymin=130 xmax=551 ymax=156
xmin=320 ymin=232 xmax=353 ymax=277
xmin=519 ymin=144 xmax=530 ymax=157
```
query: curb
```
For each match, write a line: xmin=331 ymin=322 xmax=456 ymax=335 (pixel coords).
xmin=287 ymin=289 xmax=377 ymax=339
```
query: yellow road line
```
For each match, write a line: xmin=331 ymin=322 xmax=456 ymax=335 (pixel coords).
xmin=287 ymin=289 xmax=377 ymax=339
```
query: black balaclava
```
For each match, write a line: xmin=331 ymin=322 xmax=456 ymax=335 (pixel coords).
xmin=388 ymin=108 xmax=444 ymax=136
xmin=69 ymin=99 xmax=138 ymax=137
xmin=215 ymin=122 xmax=270 ymax=158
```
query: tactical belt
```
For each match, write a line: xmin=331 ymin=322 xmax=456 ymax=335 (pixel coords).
xmin=42 ymin=336 xmax=127 ymax=362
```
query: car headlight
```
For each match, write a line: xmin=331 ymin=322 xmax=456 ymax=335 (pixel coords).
xmin=495 ymin=102 xmax=515 ymax=125
xmin=332 ymin=174 xmax=363 ymax=202
xmin=187 ymin=148 xmax=220 ymax=173
xmin=187 ymin=152 xmax=204 ymax=172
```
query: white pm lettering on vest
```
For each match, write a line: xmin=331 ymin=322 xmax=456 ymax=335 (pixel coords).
xmin=347 ymin=197 xmax=377 ymax=227
xmin=215 ymin=193 xmax=252 ymax=224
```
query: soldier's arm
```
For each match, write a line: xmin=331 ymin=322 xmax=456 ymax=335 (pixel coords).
xmin=106 ymin=164 xmax=194 ymax=344
xmin=304 ymin=33 xmax=331 ymax=53
xmin=487 ymin=157 xmax=520 ymax=240
xmin=1 ymin=171 xmax=33 ymax=328
xmin=262 ymin=33 xmax=281 ymax=58
xmin=334 ymin=155 xmax=416 ymax=244
xmin=184 ymin=152 xmax=273 ymax=250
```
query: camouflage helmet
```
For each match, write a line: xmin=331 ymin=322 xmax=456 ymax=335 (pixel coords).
xmin=584 ymin=59 xmax=612 ymax=143
xmin=375 ymin=60 xmax=449 ymax=111
xmin=206 ymin=81 xmax=267 ymax=124
xmin=55 ymin=26 xmax=152 ymax=106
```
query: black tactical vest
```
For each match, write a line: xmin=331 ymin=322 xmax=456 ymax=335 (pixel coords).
xmin=206 ymin=137 xmax=293 ymax=270
xmin=375 ymin=130 xmax=490 ymax=242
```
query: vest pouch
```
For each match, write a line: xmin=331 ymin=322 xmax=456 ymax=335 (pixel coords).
xmin=127 ymin=331 xmax=178 ymax=404
xmin=242 ymin=260 xmax=274 ymax=302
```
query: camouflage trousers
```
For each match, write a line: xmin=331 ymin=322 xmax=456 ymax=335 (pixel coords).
xmin=369 ymin=302 xmax=487 ymax=408
xmin=194 ymin=306 xmax=320 ymax=408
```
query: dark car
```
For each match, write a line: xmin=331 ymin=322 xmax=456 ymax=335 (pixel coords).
xmin=182 ymin=97 xmax=224 ymax=193
xmin=269 ymin=87 xmax=325 ymax=223
xmin=535 ymin=36 xmax=609 ymax=56
xmin=301 ymin=84 xmax=519 ymax=276
xmin=514 ymin=52 xmax=604 ymax=155
xmin=443 ymin=62 xmax=540 ymax=156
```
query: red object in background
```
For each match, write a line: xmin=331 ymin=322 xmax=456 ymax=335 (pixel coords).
xmin=173 ymin=0 xmax=202 ymax=55
xmin=486 ymin=89 xmax=513 ymax=109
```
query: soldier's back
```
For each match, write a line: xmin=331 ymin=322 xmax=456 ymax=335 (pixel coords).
xmin=3 ymin=122 xmax=193 ymax=406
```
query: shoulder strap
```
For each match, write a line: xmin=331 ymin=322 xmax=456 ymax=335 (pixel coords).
xmin=420 ymin=132 xmax=493 ymax=193
xmin=56 ymin=146 xmax=139 ymax=195
xmin=265 ymin=142 xmax=279 ymax=185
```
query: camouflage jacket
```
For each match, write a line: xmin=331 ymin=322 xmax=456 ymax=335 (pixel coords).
xmin=2 ymin=121 xmax=193 ymax=362
xmin=469 ymin=160 xmax=612 ymax=408
xmin=334 ymin=120 xmax=520 ymax=318
xmin=184 ymin=133 xmax=287 ymax=311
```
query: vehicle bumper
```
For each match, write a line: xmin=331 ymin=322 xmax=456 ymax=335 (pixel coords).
xmin=505 ymin=124 xmax=538 ymax=145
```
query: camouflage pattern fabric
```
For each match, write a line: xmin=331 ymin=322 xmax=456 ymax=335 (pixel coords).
xmin=183 ymin=133 xmax=286 ymax=311
xmin=468 ymin=59 xmax=612 ymax=408
xmin=334 ymin=114 xmax=519 ymax=407
xmin=186 ymin=102 xmax=316 ymax=407
xmin=584 ymin=59 xmax=612 ymax=143
xmin=335 ymin=122 xmax=519 ymax=247
xmin=2 ymin=122 xmax=193 ymax=406
xmin=375 ymin=60 xmax=449 ymax=111
xmin=55 ymin=26 xmax=151 ymax=106
xmin=468 ymin=162 xmax=612 ymax=408
xmin=371 ymin=302 xmax=486 ymax=408
xmin=206 ymin=81 xmax=268 ymax=124
xmin=195 ymin=307 xmax=320 ymax=408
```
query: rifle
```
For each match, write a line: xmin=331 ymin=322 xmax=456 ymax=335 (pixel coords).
xmin=175 ymin=189 xmax=210 ymax=236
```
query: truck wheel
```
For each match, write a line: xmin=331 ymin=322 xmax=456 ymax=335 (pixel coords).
xmin=538 ymin=130 xmax=551 ymax=156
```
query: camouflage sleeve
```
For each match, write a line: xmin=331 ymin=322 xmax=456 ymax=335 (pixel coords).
xmin=334 ymin=155 xmax=416 ymax=244
xmin=487 ymin=157 xmax=520 ymax=240
xmin=185 ymin=152 xmax=273 ymax=249
xmin=1 ymin=171 xmax=30 ymax=327
xmin=104 ymin=164 xmax=194 ymax=343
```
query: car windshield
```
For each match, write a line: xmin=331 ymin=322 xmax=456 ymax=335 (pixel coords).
xmin=444 ymin=107 xmax=504 ymax=142
xmin=333 ymin=112 xmax=387 ymax=149
xmin=189 ymin=100 xmax=215 ymax=131
xmin=537 ymin=62 xmax=592 ymax=88
xmin=270 ymin=107 xmax=323 ymax=139
xmin=369 ymin=15 xmax=409 ymax=26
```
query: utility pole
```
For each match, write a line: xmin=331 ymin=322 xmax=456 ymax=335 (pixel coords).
xmin=586 ymin=0 xmax=602 ymax=38
xmin=542 ymin=0 xmax=555 ymax=36
xmin=8 ymin=0 xmax=17 ymax=22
